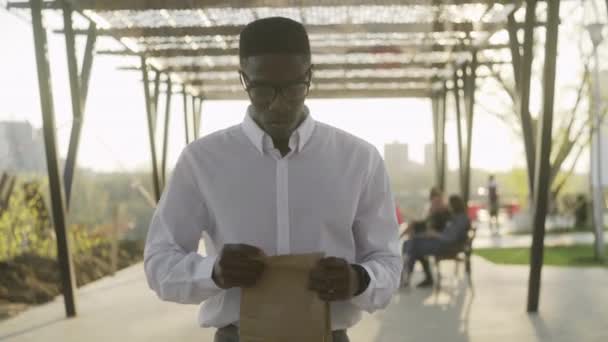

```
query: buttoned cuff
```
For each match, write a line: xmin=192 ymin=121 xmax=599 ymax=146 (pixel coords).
xmin=194 ymin=253 xmax=221 ymax=292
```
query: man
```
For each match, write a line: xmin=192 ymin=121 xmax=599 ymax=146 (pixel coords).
xmin=488 ymin=175 xmax=499 ymax=232
xmin=144 ymin=17 xmax=401 ymax=342
xmin=401 ymin=195 xmax=470 ymax=288
xmin=574 ymin=194 xmax=588 ymax=229
xmin=399 ymin=187 xmax=451 ymax=288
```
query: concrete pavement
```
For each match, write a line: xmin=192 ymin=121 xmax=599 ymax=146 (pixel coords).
xmin=1 ymin=257 xmax=607 ymax=341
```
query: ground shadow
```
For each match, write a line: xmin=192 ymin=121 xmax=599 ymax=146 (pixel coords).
xmin=371 ymin=270 xmax=473 ymax=342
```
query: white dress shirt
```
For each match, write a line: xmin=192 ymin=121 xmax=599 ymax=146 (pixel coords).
xmin=144 ymin=106 xmax=402 ymax=330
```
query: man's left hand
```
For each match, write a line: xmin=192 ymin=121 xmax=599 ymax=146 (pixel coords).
xmin=308 ymin=257 xmax=360 ymax=302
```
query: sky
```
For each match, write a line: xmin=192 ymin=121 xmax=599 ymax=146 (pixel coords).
xmin=0 ymin=5 xmax=604 ymax=174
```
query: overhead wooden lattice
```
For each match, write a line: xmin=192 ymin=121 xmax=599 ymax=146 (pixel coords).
xmin=7 ymin=0 xmax=522 ymax=99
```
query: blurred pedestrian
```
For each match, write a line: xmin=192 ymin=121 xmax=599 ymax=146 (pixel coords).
xmin=487 ymin=175 xmax=499 ymax=233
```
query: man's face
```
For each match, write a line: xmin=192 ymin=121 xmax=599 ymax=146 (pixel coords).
xmin=430 ymin=194 xmax=443 ymax=209
xmin=240 ymin=54 xmax=311 ymax=141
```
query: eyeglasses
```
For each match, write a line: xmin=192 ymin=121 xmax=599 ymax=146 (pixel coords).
xmin=239 ymin=68 xmax=312 ymax=108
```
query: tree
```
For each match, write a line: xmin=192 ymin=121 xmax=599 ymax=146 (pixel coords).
xmin=478 ymin=7 xmax=607 ymax=199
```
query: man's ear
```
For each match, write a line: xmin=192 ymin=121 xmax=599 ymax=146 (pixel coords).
xmin=238 ymin=70 xmax=247 ymax=89
xmin=309 ymin=63 xmax=315 ymax=81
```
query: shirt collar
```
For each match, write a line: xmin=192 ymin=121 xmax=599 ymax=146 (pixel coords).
xmin=241 ymin=106 xmax=315 ymax=155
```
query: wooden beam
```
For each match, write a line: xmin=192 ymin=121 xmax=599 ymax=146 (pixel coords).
xmin=141 ymin=58 xmax=162 ymax=203
xmin=0 ymin=174 xmax=17 ymax=219
xmin=507 ymin=13 xmax=522 ymax=92
xmin=8 ymin=1 xmax=516 ymax=11
xmin=431 ymin=95 xmax=440 ymax=188
xmin=160 ymin=77 xmax=172 ymax=189
xmin=438 ymin=85 xmax=448 ymax=192
xmin=61 ymin=22 xmax=506 ymax=38
xmin=527 ymin=0 xmax=560 ymax=314
xmin=198 ymin=88 xmax=432 ymax=100
xmin=520 ymin=0 xmax=539 ymax=197
xmin=147 ymin=76 xmax=491 ymax=91
xmin=122 ymin=60 xmax=509 ymax=74
xmin=29 ymin=0 xmax=77 ymax=318
xmin=97 ymin=43 xmax=509 ymax=58
xmin=104 ymin=52 xmax=502 ymax=73
xmin=453 ymin=69 xmax=466 ymax=198
xmin=176 ymin=76 xmax=434 ymax=86
xmin=462 ymin=55 xmax=478 ymax=206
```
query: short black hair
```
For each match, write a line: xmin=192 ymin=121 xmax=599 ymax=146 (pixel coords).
xmin=239 ymin=17 xmax=311 ymax=62
xmin=429 ymin=187 xmax=442 ymax=199
xmin=448 ymin=195 xmax=466 ymax=213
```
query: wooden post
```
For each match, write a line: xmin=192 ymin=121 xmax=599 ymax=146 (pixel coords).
xmin=527 ymin=0 xmax=561 ymax=313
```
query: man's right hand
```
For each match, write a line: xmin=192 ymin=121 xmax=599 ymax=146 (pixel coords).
xmin=212 ymin=244 xmax=267 ymax=289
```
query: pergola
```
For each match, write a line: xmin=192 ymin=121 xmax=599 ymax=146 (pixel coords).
xmin=6 ymin=0 xmax=562 ymax=319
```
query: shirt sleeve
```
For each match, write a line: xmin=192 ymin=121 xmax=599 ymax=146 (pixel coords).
xmin=350 ymin=151 xmax=402 ymax=312
xmin=143 ymin=147 xmax=221 ymax=304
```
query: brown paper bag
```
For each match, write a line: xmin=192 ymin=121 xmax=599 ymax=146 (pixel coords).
xmin=240 ymin=253 xmax=332 ymax=342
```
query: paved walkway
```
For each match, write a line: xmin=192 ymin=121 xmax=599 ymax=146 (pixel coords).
xmin=474 ymin=231 xmax=596 ymax=249
xmin=1 ymin=257 xmax=607 ymax=341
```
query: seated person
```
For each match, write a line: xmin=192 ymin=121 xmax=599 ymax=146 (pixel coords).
xmin=401 ymin=195 xmax=470 ymax=288
xmin=400 ymin=187 xmax=450 ymax=238
xmin=399 ymin=188 xmax=451 ymax=287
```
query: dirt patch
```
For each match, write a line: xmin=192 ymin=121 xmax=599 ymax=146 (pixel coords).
xmin=0 ymin=240 xmax=144 ymax=320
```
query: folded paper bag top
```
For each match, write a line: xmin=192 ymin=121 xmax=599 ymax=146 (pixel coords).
xmin=240 ymin=253 xmax=332 ymax=342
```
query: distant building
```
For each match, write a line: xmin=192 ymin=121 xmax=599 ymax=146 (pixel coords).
xmin=0 ymin=121 xmax=45 ymax=173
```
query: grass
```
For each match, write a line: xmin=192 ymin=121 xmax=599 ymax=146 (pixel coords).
xmin=509 ymin=226 xmax=608 ymax=236
xmin=475 ymin=244 xmax=608 ymax=267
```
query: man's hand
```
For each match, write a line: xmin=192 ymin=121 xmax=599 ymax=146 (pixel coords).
xmin=308 ymin=257 xmax=361 ymax=302
xmin=212 ymin=244 xmax=267 ymax=289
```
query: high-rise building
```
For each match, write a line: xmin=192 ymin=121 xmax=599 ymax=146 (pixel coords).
xmin=0 ymin=121 xmax=45 ymax=173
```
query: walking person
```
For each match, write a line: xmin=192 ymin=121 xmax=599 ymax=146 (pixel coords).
xmin=488 ymin=175 xmax=500 ymax=234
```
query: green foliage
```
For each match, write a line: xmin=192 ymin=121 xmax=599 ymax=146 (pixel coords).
xmin=0 ymin=170 xmax=154 ymax=262
xmin=552 ymin=170 xmax=588 ymax=195
xmin=500 ymin=168 xmax=530 ymax=207
xmin=0 ymin=181 xmax=55 ymax=260
xmin=475 ymin=245 xmax=608 ymax=267
xmin=0 ymin=186 xmax=108 ymax=261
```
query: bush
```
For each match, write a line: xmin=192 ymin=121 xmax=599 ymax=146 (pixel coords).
xmin=0 ymin=240 xmax=144 ymax=305
xmin=0 ymin=173 xmax=149 ymax=310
